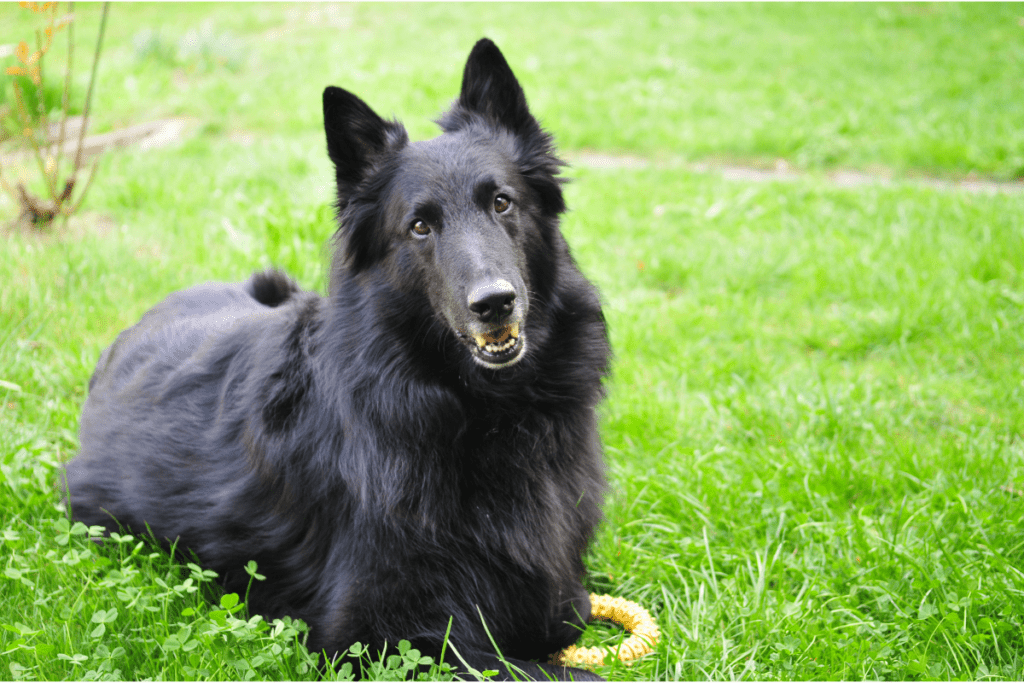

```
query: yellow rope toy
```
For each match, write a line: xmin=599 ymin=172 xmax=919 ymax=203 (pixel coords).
xmin=552 ymin=593 xmax=660 ymax=669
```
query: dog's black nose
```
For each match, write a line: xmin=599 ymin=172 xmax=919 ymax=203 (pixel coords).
xmin=468 ymin=280 xmax=516 ymax=323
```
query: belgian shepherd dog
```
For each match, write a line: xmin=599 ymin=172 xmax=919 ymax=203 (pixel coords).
xmin=62 ymin=39 xmax=610 ymax=681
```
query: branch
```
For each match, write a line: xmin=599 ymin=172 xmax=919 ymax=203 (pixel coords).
xmin=54 ymin=1 xmax=74 ymax=189
xmin=72 ymin=1 xmax=108 ymax=174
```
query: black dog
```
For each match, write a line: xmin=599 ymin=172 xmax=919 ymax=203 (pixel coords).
xmin=62 ymin=39 xmax=610 ymax=681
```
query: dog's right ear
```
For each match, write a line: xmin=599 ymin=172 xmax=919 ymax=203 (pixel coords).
xmin=323 ymin=86 xmax=408 ymax=200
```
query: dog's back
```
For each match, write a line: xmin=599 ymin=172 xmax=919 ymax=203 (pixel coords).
xmin=85 ymin=269 xmax=297 ymax=395
xmin=67 ymin=270 xmax=315 ymax=556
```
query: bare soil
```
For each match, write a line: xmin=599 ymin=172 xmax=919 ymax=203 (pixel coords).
xmin=569 ymin=151 xmax=1024 ymax=195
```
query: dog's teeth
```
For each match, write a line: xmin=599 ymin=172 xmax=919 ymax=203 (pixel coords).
xmin=483 ymin=335 xmax=517 ymax=354
xmin=474 ymin=324 xmax=521 ymax=355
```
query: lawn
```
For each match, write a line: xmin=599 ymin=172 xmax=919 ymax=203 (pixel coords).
xmin=2 ymin=3 xmax=1024 ymax=681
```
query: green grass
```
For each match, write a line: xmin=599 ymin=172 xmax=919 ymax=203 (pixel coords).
xmin=4 ymin=3 xmax=1024 ymax=681
xmin=573 ymin=170 xmax=1024 ymax=679
xmin=2 ymin=3 xmax=1024 ymax=178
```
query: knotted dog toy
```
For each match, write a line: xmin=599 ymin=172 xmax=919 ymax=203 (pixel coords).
xmin=552 ymin=593 xmax=660 ymax=668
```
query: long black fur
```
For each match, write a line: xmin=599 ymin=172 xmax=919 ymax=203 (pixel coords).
xmin=62 ymin=39 xmax=610 ymax=681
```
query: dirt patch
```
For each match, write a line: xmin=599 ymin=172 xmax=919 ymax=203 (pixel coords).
xmin=570 ymin=151 xmax=654 ymax=171
xmin=568 ymin=151 xmax=1024 ymax=195
xmin=2 ymin=210 xmax=116 ymax=242
xmin=1 ymin=117 xmax=193 ymax=167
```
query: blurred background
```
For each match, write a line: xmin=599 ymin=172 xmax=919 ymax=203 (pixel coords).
xmin=3 ymin=3 xmax=1022 ymax=184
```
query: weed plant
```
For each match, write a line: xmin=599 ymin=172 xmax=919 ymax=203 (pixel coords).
xmin=3 ymin=4 xmax=1024 ymax=680
xmin=1 ymin=2 xmax=109 ymax=228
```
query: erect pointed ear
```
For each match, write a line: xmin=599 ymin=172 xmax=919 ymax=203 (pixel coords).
xmin=323 ymin=86 xmax=408 ymax=200
xmin=456 ymin=38 xmax=538 ymax=134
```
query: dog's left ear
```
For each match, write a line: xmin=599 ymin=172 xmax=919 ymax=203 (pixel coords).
xmin=452 ymin=38 xmax=539 ymax=135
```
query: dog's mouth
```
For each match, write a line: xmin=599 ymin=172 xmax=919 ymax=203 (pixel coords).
xmin=464 ymin=322 xmax=526 ymax=368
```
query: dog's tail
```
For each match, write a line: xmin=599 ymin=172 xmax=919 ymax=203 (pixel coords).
xmin=246 ymin=268 xmax=301 ymax=307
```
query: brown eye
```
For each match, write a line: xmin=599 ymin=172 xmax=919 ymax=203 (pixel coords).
xmin=494 ymin=195 xmax=511 ymax=213
xmin=411 ymin=219 xmax=431 ymax=237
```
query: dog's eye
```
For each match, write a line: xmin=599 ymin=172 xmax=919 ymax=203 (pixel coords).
xmin=411 ymin=219 xmax=431 ymax=237
xmin=493 ymin=195 xmax=511 ymax=214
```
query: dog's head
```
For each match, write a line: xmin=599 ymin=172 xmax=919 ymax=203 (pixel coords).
xmin=323 ymin=39 xmax=565 ymax=370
